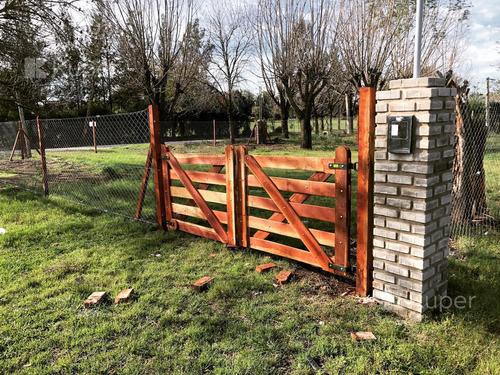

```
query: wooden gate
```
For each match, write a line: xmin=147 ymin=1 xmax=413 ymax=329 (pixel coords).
xmin=153 ymin=144 xmax=353 ymax=277
xmin=140 ymin=87 xmax=375 ymax=293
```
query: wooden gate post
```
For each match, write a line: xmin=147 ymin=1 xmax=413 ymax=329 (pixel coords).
xmin=36 ymin=116 xmax=49 ymax=196
xmin=334 ymin=146 xmax=351 ymax=270
xmin=149 ymin=105 xmax=166 ymax=230
xmin=237 ymin=146 xmax=249 ymax=247
xmin=356 ymin=87 xmax=375 ymax=296
xmin=225 ymin=146 xmax=237 ymax=246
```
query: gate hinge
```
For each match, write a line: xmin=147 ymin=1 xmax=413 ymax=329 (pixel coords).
xmin=161 ymin=155 xmax=170 ymax=160
xmin=328 ymin=263 xmax=352 ymax=273
xmin=328 ymin=162 xmax=357 ymax=171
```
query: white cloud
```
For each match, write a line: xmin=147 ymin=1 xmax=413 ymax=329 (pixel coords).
xmin=459 ymin=0 xmax=500 ymax=91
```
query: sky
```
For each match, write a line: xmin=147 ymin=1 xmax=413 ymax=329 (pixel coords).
xmin=69 ymin=0 xmax=499 ymax=94
xmin=460 ymin=0 xmax=500 ymax=92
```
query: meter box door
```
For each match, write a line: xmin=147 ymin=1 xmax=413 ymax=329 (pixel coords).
xmin=387 ymin=116 xmax=413 ymax=154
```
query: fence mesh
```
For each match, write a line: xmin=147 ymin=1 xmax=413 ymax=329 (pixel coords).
xmin=0 ymin=110 xmax=253 ymax=224
xmin=1 ymin=97 xmax=498 ymax=239
xmin=449 ymin=94 xmax=500 ymax=238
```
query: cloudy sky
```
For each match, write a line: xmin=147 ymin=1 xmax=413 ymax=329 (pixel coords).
xmin=460 ymin=0 xmax=500 ymax=92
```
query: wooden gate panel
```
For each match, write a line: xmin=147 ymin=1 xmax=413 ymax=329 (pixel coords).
xmin=165 ymin=150 xmax=228 ymax=243
xmin=157 ymin=144 xmax=353 ymax=277
xmin=243 ymin=152 xmax=333 ymax=272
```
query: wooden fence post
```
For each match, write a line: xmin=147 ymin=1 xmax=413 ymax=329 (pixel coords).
xmin=36 ymin=116 xmax=49 ymax=196
xmin=356 ymin=87 xmax=376 ymax=296
xmin=334 ymin=146 xmax=351 ymax=270
xmin=225 ymin=145 xmax=237 ymax=246
xmin=237 ymin=146 xmax=249 ymax=247
xmin=92 ymin=121 xmax=97 ymax=153
xmin=149 ymin=105 xmax=166 ymax=230
xmin=19 ymin=121 xmax=25 ymax=159
xmin=213 ymin=119 xmax=216 ymax=146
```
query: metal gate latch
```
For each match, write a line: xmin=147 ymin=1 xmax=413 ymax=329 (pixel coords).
xmin=328 ymin=162 xmax=357 ymax=170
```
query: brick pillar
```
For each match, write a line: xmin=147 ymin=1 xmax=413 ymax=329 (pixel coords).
xmin=372 ymin=78 xmax=456 ymax=321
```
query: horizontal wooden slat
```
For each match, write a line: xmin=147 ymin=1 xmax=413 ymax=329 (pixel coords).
xmin=248 ymin=216 xmax=335 ymax=247
xmin=172 ymin=203 xmax=228 ymax=224
xmin=248 ymin=195 xmax=336 ymax=222
xmin=170 ymin=169 xmax=226 ymax=186
xmin=252 ymin=155 xmax=335 ymax=172
xmin=247 ymin=174 xmax=334 ymax=197
xmin=169 ymin=153 xmax=226 ymax=165
xmin=177 ymin=221 xmax=221 ymax=242
xmin=249 ymin=237 xmax=319 ymax=267
xmin=170 ymin=186 xmax=227 ymax=205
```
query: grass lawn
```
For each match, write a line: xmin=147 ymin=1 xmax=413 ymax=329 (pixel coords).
xmin=0 ymin=132 xmax=499 ymax=374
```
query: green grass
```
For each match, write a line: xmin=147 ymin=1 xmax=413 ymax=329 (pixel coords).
xmin=1 ymin=130 xmax=500 ymax=373
xmin=0 ymin=187 xmax=499 ymax=374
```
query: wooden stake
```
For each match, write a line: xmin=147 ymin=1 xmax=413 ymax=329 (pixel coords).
xmin=36 ymin=116 xmax=49 ymax=196
xmin=356 ymin=87 xmax=375 ymax=296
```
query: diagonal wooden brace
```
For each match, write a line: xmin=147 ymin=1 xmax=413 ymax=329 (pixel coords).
xmin=244 ymin=154 xmax=332 ymax=271
xmin=166 ymin=151 xmax=228 ymax=244
xmin=252 ymin=171 xmax=332 ymax=240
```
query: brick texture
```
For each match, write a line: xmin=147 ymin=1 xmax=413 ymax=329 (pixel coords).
xmin=373 ymin=77 xmax=453 ymax=321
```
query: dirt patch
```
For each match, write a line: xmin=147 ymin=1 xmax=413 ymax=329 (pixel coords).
xmin=293 ymin=266 xmax=354 ymax=298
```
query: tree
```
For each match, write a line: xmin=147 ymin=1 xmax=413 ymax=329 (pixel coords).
xmin=0 ymin=0 xmax=76 ymax=152
xmin=203 ymin=0 xmax=252 ymax=144
xmin=336 ymin=0 xmax=470 ymax=90
xmin=447 ymin=76 xmax=489 ymax=226
xmin=99 ymin=0 xmax=202 ymax=120
xmin=256 ymin=0 xmax=337 ymax=149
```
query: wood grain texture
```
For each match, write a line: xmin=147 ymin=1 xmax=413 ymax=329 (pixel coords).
xmin=244 ymin=154 xmax=332 ymax=271
xmin=356 ymin=87 xmax=375 ymax=296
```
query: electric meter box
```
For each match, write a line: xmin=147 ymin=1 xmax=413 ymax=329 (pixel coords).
xmin=387 ymin=116 xmax=413 ymax=154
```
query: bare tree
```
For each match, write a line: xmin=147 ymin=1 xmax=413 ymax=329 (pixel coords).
xmin=336 ymin=0 xmax=470 ymax=90
xmin=0 ymin=0 xmax=77 ymax=156
xmin=202 ymin=0 xmax=252 ymax=144
xmin=256 ymin=0 xmax=337 ymax=149
xmin=99 ymin=0 xmax=204 ymax=120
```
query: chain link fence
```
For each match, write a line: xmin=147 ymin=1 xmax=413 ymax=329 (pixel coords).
xmin=0 ymin=110 xmax=252 ymax=224
xmin=450 ymin=91 xmax=500 ymax=238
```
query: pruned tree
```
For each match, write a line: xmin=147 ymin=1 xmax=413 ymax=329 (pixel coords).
xmin=99 ymin=0 xmax=205 ymax=120
xmin=202 ymin=0 xmax=252 ymax=144
xmin=447 ymin=75 xmax=489 ymax=227
xmin=336 ymin=0 xmax=470 ymax=90
xmin=0 ymin=0 xmax=77 ymax=155
xmin=256 ymin=0 xmax=337 ymax=149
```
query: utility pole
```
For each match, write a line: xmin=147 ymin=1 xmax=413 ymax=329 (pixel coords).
xmin=413 ymin=0 xmax=423 ymax=78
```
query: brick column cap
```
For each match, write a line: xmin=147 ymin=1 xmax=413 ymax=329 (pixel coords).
xmin=389 ymin=77 xmax=446 ymax=89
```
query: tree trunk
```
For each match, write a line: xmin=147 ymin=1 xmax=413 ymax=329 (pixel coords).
xmin=337 ymin=112 xmax=341 ymax=131
xmin=321 ymin=116 xmax=324 ymax=132
xmin=228 ymin=111 xmax=235 ymax=144
xmin=314 ymin=115 xmax=319 ymax=135
xmin=345 ymin=92 xmax=353 ymax=135
xmin=451 ymin=93 xmax=488 ymax=225
xmin=300 ymin=116 xmax=312 ymax=149
xmin=280 ymin=94 xmax=290 ymax=138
